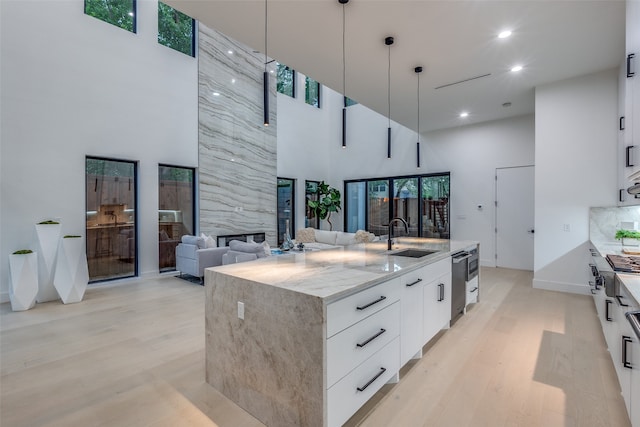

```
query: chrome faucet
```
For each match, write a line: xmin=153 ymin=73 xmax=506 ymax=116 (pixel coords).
xmin=388 ymin=217 xmax=408 ymax=250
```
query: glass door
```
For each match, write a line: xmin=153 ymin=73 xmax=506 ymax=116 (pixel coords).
xmin=345 ymin=181 xmax=366 ymax=232
xmin=305 ymin=180 xmax=319 ymax=229
xmin=421 ymin=175 xmax=450 ymax=238
xmin=86 ymin=157 xmax=137 ymax=282
xmin=367 ymin=180 xmax=389 ymax=236
xmin=277 ymin=178 xmax=295 ymax=245
xmin=392 ymin=178 xmax=419 ymax=237
xmin=158 ymin=165 xmax=195 ymax=272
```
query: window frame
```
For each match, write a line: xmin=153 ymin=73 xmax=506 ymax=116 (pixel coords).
xmin=277 ymin=63 xmax=296 ymax=98
xmin=277 ymin=177 xmax=296 ymax=245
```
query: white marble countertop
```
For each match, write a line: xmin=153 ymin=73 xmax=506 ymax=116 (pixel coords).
xmin=208 ymin=238 xmax=478 ymax=303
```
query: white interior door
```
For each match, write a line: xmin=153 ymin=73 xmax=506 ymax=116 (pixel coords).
xmin=496 ymin=166 xmax=534 ymax=270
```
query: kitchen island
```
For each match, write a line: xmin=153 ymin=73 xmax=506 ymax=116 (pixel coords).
xmin=205 ymin=238 xmax=478 ymax=427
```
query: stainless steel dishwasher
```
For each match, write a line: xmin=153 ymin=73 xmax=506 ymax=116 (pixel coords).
xmin=451 ymin=250 xmax=470 ymax=325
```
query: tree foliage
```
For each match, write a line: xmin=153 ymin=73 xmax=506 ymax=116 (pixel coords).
xmin=158 ymin=2 xmax=194 ymax=56
xmin=307 ymin=181 xmax=341 ymax=230
xmin=85 ymin=0 xmax=135 ymax=32
xmin=277 ymin=64 xmax=295 ymax=97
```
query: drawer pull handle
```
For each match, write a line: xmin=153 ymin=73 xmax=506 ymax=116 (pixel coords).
xmin=605 ymin=299 xmax=612 ymax=322
xmin=616 ymin=295 xmax=629 ymax=307
xmin=356 ymin=328 xmax=386 ymax=348
xmin=470 ymin=287 xmax=478 ymax=293
xmin=356 ymin=367 xmax=387 ymax=392
xmin=356 ymin=296 xmax=386 ymax=311
xmin=406 ymin=278 xmax=422 ymax=287
xmin=622 ymin=336 xmax=632 ymax=369
xmin=438 ymin=283 xmax=444 ymax=302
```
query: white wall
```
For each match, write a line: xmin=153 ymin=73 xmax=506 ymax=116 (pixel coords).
xmin=421 ymin=116 xmax=535 ymax=266
xmin=534 ymin=69 xmax=618 ymax=294
xmin=0 ymin=0 xmax=198 ymax=300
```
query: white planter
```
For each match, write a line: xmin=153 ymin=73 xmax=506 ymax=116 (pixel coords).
xmin=35 ymin=222 xmax=62 ymax=302
xmin=54 ymin=237 xmax=89 ymax=304
xmin=622 ymin=237 xmax=640 ymax=247
xmin=9 ymin=252 xmax=38 ymax=311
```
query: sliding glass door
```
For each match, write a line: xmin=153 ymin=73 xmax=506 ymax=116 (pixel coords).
xmin=158 ymin=165 xmax=195 ymax=272
xmin=86 ymin=157 xmax=137 ymax=282
xmin=345 ymin=173 xmax=450 ymax=238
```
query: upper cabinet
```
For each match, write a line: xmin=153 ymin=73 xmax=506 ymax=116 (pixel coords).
xmin=619 ymin=0 xmax=640 ymax=205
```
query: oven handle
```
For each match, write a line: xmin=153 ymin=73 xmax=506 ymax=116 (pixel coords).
xmin=452 ymin=253 xmax=471 ymax=263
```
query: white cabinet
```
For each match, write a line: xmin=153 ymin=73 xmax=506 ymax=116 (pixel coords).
xmin=631 ymin=322 xmax=640 ymax=427
xmin=620 ymin=0 xmax=640 ymax=203
xmin=326 ymin=278 xmax=401 ymax=426
xmin=423 ymin=270 xmax=452 ymax=344
xmin=466 ymin=275 xmax=479 ymax=307
xmin=399 ymin=258 xmax=451 ymax=366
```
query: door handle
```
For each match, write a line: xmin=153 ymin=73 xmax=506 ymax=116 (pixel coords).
xmin=527 ymin=229 xmax=535 ymax=234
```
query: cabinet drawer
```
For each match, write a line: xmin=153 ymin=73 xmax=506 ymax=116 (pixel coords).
xmin=327 ymin=301 xmax=400 ymax=388
xmin=466 ymin=276 xmax=479 ymax=306
xmin=400 ymin=258 xmax=449 ymax=288
xmin=327 ymin=278 xmax=400 ymax=338
xmin=327 ymin=336 xmax=400 ymax=427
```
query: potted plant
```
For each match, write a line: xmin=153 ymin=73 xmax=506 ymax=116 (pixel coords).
xmin=307 ymin=181 xmax=341 ymax=231
xmin=615 ymin=229 xmax=640 ymax=246
xmin=9 ymin=249 xmax=38 ymax=311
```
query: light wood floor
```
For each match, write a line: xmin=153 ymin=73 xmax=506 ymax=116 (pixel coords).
xmin=0 ymin=268 xmax=631 ymax=427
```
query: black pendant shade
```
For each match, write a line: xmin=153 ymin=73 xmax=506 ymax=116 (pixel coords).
xmin=263 ymin=0 xmax=269 ymax=126
xmin=340 ymin=0 xmax=349 ymax=148
xmin=385 ymin=36 xmax=394 ymax=158
xmin=415 ymin=66 xmax=423 ymax=168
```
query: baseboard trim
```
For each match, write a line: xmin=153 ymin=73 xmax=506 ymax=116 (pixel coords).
xmin=1 ymin=291 xmax=9 ymax=304
xmin=532 ymin=278 xmax=591 ymax=295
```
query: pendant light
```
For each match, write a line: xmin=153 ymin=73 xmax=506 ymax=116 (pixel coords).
xmin=415 ymin=66 xmax=422 ymax=168
xmin=263 ymin=0 xmax=269 ymax=126
xmin=339 ymin=0 xmax=349 ymax=148
xmin=385 ymin=36 xmax=394 ymax=158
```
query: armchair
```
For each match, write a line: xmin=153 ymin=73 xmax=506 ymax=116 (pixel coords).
xmin=175 ymin=235 xmax=228 ymax=281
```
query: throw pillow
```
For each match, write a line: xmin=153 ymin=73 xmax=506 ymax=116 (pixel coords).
xmin=201 ymin=233 xmax=216 ymax=248
xmin=354 ymin=230 xmax=376 ymax=243
xmin=295 ymin=227 xmax=316 ymax=243
xmin=229 ymin=240 xmax=267 ymax=258
xmin=261 ymin=240 xmax=271 ymax=256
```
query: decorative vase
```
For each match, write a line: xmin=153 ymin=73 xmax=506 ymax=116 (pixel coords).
xmin=9 ymin=251 xmax=38 ymax=311
xmin=35 ymin=221 xmax=62 ymax=302
xmin=54 ymin=236 xmax=89 ymax=304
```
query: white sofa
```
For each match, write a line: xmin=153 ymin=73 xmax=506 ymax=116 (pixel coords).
xmin=294 ymin=228 xmax=377 ymax=250
xmin=175 ymin=235 xmax=228 ymax=281
xmin=221 ymin=240 xmax=269 ymax=265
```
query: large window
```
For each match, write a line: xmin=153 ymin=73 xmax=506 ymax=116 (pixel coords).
xmin=305 ymin=76 xmax=321 ymax=108
xmin=305 ymin=180 xmax=319 ymax=229
xmin=86 ymin=157 xmax=137 ymax=282
xmin=277 ymin=178 xmax=295 ymax=245
xmin=158 ymin=165 xmax=195 ymax=272
xmin=85 ymin=0 xmax=136 ymax=33
xmin=345 ymin=173 xmax=450 ymax=238
xmin=277 ymin=63 xmax=296 ymax=97
xmin=158 ymin=2 xmax=196 ymax=57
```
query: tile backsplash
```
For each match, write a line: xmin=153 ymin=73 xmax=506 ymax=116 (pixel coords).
xmin=590 ymin=205 xmax=640 ymax=246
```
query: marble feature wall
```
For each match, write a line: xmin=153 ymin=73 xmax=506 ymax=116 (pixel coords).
xmin=198 ymin=25 xmax=277 ymax=245
xmin=590 ymin=205 xmax=640 ymax=246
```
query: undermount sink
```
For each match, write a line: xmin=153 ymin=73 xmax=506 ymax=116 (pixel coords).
xmin=392 ymin=249 xmax=438 ymax=258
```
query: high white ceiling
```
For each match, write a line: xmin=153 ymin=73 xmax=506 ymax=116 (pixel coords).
xmin=165 ymin=0 xmax=625 ymax=133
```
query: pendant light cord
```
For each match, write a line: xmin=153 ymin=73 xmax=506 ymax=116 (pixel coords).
xmin=417 ymin=72 xmax=420 ymax=142
xmin=388 ymin=44 xmax=391 ymax=128
xmin=342 ymin=3 xmax=346 ymax=99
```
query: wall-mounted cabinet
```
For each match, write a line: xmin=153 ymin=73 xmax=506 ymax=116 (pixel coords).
xmin=619 ymin=0 xmax=640 ymax=205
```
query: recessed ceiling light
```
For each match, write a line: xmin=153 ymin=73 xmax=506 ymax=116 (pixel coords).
xmin=212 ymin=92 xmax=220 ymax=96
xmin=511 ymin=65 xmax=523 ymax=72
xmin=498 ymin=30 xmax=512 ymax=39
xmin=460 ymin=112 xmax=469 ymax=118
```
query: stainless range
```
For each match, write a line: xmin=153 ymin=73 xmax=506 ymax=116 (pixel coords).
xmin=606 ymin=254 xmax=640 ymax=274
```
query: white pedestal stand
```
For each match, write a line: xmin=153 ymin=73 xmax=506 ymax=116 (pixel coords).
xmin=54 ymin=237 xmax=89 ymax=304
xmin=9 ymin=252 xmax=39 ymax=311
xmin=36 ymin=223 xmax=62 ymax=302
